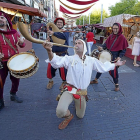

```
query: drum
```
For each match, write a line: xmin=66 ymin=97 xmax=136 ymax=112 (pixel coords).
xmin=7 ymin=52 xmax=39 ymax=78
xmin=91 ymin=49 xmax=112 ymax=63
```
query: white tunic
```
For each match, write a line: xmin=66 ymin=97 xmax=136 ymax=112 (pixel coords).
xmin=45 ymin=54 xmax=115 ymax=90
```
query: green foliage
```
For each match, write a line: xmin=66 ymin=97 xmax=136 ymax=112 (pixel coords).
xmin=90 ymin=9 xmax=108 ymax=24
xmin=76 ymin=9 xmax=109 ymax=25
xmin=109 ymin=0 xmax=139 ymax=16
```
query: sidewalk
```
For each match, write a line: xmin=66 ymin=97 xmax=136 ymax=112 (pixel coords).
xmin=0 ymin=42 xmax=140 ymax=140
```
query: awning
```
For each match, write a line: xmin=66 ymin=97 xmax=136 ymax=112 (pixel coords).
xmin=103 ymin=14 xmax=136 ymax=27
xmin=93 ymin=24 xmax=105 ymax=30
xmin=0 ymin=2 xmax=47 ymax=18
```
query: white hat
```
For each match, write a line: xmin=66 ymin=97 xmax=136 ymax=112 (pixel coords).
xmin=72 ymin=39 xmax=87 ymax=66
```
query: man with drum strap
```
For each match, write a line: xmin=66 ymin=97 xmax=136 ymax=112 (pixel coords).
xmin=46 ymin=17 xmax=69 ymax=90
xmin=43 ymin=39 xmax=126 ymax=130
xmin=0 ymin=11 xmax=25 ymax=111
xmin=90 ymin=23 xmax=128 ymax=91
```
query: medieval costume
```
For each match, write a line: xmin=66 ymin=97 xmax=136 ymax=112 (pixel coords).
xmin=46 ymin=17 xmax=69 ymax=90
xmin=0 ymin=11 xmax=26 ymax=110
xmin=90 ymin=23 xmax=128 ymax=91
xmin=45 ymin=39 xmax=116 ymax=129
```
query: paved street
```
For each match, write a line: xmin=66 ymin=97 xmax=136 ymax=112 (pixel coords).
xmin=0 ymin=42 xmax=140 ymax=140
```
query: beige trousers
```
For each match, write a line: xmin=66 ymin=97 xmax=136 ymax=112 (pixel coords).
xmin=56 ymin=91 xmax=86 ymax=119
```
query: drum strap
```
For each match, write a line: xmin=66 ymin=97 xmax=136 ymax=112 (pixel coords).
xmin=109 ymin=36 xmax=118 ymax=51
xmin=0 ymin=33 xmax=17 ymax=53
xmin=0 ymin=41 xmax=2 ymax=53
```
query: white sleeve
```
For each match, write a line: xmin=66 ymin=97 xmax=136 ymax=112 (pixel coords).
xmin=45 ymin=53 xmax=69 ymax=69
xmin=92 ymin=58 xmax=115 ymax=73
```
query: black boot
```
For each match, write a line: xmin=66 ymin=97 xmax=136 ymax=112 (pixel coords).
xmin=0 ymin=99 xmax=4 ymax=110
xmin=10 ymin=93 xmax=23 ymax=103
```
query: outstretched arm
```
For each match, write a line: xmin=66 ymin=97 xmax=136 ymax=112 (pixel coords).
xmin=115 ymin=58 xmax=126 ymax=67
xmin=92 ymin=57 xmax=126 ymax=73
xmin=42 ymin=41 xmax=54 ymax=61
xmin=43 ymin=41 xmax=69 ymax=69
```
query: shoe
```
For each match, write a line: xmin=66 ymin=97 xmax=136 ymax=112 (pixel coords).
xmin=46 ymin=81 xmax=54 ymax=89
xmin=133 ymin=64 xmax=140 ymax=67
xmin=10 ymin=94 xmax=23 ymax=103
xmin=90 ymin=80 xmax=98 ymax=84
xmin=59 ymin=81 xmax=67 ymax=90
xmin=58 ymin=114 xmax=74 ymax=130
xmin=115 ymin=84 xmax=119 ymax=91
xmin=0 ymin=99 xmax=4 ymax=110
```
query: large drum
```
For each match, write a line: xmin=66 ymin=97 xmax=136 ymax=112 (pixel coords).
xmin=91 ymin=49 xmax=112 ymax=63
xmin=7 ymin=52 xmax=39 ymax=78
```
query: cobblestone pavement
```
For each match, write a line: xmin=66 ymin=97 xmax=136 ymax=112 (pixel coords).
xmin=0 ymin=42 xmax=140 ymax=140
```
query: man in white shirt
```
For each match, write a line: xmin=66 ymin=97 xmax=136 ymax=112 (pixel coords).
xmin=43 ymin=39 xmax=126 ymax=130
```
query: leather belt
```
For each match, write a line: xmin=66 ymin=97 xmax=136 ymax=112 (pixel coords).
xmin=66 ymin=83 xmax=87 ymax=96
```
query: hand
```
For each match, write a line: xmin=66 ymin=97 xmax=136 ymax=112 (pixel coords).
xmin=46 ymin=36 xmax=50 ymax=42
xmin=115 ymin=57 xmax=121 ymax=62
xmin=42 ymin=41 xmax=53 ymax=52
xmin=97 ymin=46 xmax=103 ymax=51
xmin=0 ymin=52 xmax=4 ymax=59
xmin=18 ymin=36 xmax=25 ymax=44
xmin=115 ymin=58 xmax=126 ymax=67
xmin=60 ymin=29 xmax=65 ymax=32
xmin=47 ymin=30 xmax=54 ymax=36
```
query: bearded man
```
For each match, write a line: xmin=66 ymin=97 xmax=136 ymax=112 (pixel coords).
xmin=43 ymin=39 xmax=126 ymax=130
xmin=0 ymin=11 xmax=25 ymax=111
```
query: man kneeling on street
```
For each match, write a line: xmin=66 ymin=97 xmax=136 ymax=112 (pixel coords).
xmin=43 ymin=39 xmax=126 ymax=130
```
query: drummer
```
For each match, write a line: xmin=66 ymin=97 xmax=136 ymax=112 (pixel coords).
xmin=90 ymin=23 xmax=128 ymax=91
xmin=0 ymin=11 xmax=25 ymax=111
xmin=43 ymin=39 xmax=126 ymax=130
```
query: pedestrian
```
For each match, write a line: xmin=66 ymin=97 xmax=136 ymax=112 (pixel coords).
xmin=0 ymin=11 xmax=26 ymax=111
xmin=46 ymin=17 xmax=69 ymax=90
xmin=131 ymin=31 xmax=140 ymax=67
xmin=86 ymin=28 xmax=95 ymax=55
xmin=73 ymin=28 xmax=83 ymax=43
xmin=43 ymin=39 xmax=126 ymax=130
xmin=90 ymin=23 xmax=128 ymax=91
xmin=93 ymin=27 xmax=96 ymax=36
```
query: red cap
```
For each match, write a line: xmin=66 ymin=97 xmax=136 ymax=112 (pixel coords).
xmin=54 ymin=17 xmax=65 ymax=25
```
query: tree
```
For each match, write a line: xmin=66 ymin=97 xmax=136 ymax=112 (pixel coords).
xmin=109 ymin=0 xmax=138 ymax=16
xmin=131 ymin=1 xmax=140 ymax=15
xmin=76 ymin=15 xmax=88 ymax=25
xmin=90 ymin=9 xmax=108 ymax=24
xmin=76 ymin=9 xmax=108 ymax=25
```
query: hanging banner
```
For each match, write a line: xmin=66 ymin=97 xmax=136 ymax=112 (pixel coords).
xmin=67 ymin=0 xmax=98 ymax=5
xmin=63 ymin=13 xmax=81 ymax=19
xmin=59 ymin=0 xmax=94 ymax=11
xmin=60 ymin=5 xmax=92 ymax=14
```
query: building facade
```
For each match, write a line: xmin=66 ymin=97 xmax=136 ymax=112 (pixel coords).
xmin=0 ymin=0 xmax=58 ymax=23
